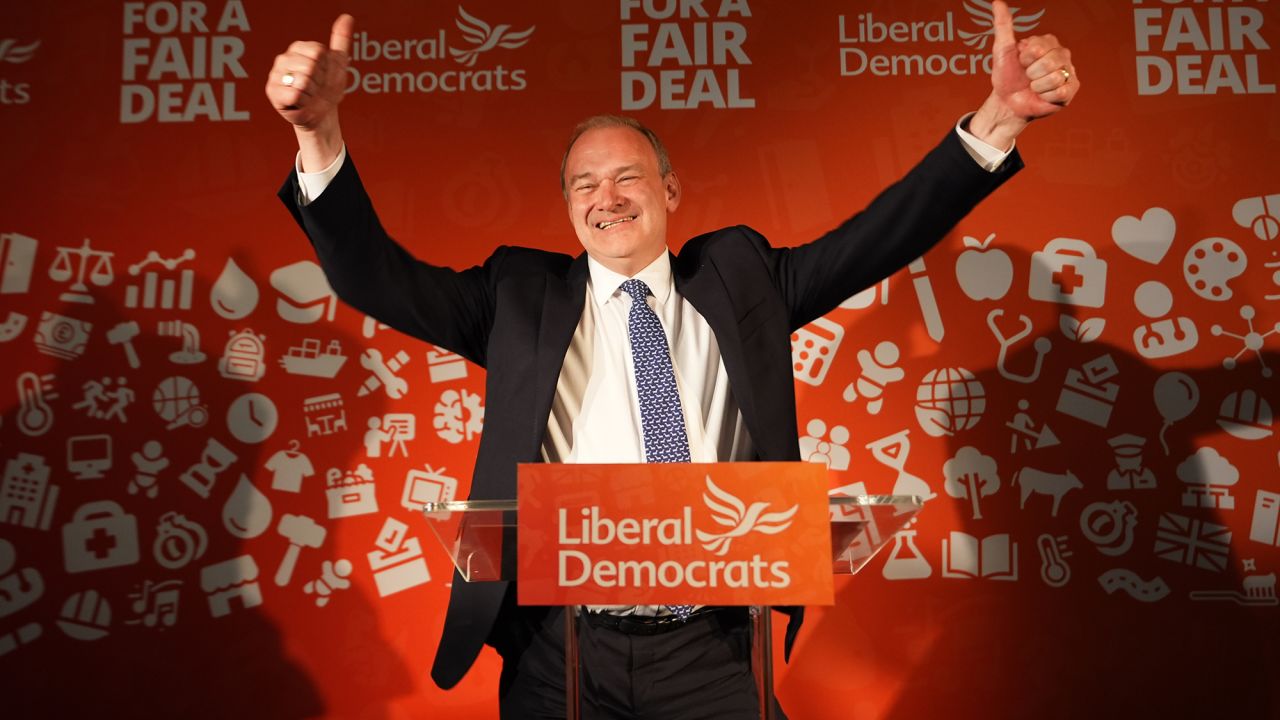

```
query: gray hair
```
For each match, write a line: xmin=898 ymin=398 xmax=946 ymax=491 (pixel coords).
xmin=560 ymin=115 xmax=673 ymax=195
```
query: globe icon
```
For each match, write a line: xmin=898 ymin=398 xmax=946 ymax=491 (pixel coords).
xmin=915 ymin=367 xmax=985 ymax=437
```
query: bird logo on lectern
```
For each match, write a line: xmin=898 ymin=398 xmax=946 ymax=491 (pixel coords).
xmin=696 ymin=477 xmax=798 ymax=556
xmin=449 ymin=7 xmax=536 ymax=67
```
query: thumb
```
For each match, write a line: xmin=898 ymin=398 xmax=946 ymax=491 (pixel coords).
xmin=991 ymin=0 xmax=1016 ymax=51
xmin=330 ymin=13 xmax=355 ymax=56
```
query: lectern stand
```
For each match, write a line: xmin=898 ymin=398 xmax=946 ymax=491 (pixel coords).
xmin=422 ymin=493 xmax=921 ymax=719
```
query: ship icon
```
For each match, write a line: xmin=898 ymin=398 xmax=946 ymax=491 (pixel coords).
xmin=279 ymin=338 xmax=348 ymax=379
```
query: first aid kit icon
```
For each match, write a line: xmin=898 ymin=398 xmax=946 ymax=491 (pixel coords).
xmin=63 ymin=501 xmax=140 ymax=573
xmin=1029 ymin=238 xmax=1108 ymax=308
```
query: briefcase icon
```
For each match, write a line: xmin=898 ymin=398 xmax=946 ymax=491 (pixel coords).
xmin=63 ymin=501 xmax=140 ymax=573
xmin=1029 ymin=238 xmax=1107 ymax=308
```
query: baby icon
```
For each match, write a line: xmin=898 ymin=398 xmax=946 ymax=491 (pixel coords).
xmin=1132 ymin=280 xmax=1198 ymax=359
xmin=842 ymin=341 xmax=904 ymax=414
xmin=129 ymin=440 xmax=168 ymax=498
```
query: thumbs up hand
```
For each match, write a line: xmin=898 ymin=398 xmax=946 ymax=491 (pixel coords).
xmin=266 ymin=14 xmax=354 ymax=169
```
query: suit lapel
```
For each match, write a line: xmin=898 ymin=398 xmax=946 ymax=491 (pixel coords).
xmin=531 ymin=253 xmax=589 ymax=450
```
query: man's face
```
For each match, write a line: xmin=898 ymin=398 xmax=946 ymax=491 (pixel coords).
xmin=563 ymin=126 xmax=680 ymax=276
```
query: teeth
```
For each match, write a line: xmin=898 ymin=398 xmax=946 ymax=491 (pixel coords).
xmin=597 ymin=216 xmax=635 ymax=230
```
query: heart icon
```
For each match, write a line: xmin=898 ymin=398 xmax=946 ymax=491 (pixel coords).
xmin=1112 ymin=207 xmax=1175 ymax=264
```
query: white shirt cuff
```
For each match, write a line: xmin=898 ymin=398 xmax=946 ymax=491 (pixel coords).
xmin=295 ymin=145 xmax=347 ymax=206
xmin=955 ymin=113 xmax=1013 ymax=172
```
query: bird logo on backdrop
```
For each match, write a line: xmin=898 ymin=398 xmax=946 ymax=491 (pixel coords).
xmin=696 ymin=477 xmax=799 ymax=556
xmin=449 ymin=7 xmax=536 ymax=67
xmin=0 ymin=39 xmax=40 ymax=64
xmin=959 ymin=1 xmax=1044 ymax=49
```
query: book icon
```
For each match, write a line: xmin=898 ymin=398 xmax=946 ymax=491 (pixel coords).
xmin=942 ymin=531 xmax=1019 ymax=581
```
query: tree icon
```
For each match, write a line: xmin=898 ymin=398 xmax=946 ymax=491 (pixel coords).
xmin=943 ymin=446 xmax=1000 ymax=520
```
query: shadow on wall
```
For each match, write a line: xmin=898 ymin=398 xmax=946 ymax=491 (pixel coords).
xmin=0 ymin=246 xmax=417 ymax=719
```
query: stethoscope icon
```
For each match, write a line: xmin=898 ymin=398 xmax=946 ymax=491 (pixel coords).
xmin=987 ymin=309 xmax=1051 ymax=384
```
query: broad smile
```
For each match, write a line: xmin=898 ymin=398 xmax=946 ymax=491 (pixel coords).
xmin=596 ymin=216 xmax=637 ymax=230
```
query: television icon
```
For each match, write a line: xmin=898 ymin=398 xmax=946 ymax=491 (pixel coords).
xmin=67 ymin=434 xmax=112 ymax=480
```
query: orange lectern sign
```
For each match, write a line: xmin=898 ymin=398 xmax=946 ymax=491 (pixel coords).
xmin=517 ymin=463 xmax=833 ymax=606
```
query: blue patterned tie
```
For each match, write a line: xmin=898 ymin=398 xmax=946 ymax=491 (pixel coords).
xmin=620 ymin=279 xmax=695 ymax=621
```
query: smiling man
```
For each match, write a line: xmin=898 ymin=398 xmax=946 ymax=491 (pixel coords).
xmin=270 ymin=4 xmax=1077 ymax=717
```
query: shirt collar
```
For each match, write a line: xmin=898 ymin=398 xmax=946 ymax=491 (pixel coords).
xmin=587 ymin=251 xmax=674 ymax=308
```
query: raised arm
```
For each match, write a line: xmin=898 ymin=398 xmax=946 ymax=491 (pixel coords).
xmin=265 ymin=13 xmax=354 ymax=171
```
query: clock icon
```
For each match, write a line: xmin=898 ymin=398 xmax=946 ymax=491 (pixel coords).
xmin=228 ymin=393 xmax=278 ymax=444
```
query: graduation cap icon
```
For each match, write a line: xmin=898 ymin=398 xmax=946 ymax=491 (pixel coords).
xmin=270 ymin=260 xmax=336 ymax=324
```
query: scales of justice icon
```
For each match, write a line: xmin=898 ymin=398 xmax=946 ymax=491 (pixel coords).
xmin=49 ymin=238 xmax=115 ymax=304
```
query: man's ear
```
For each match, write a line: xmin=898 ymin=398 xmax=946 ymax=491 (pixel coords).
xmin=665 ymin=172 xmax=682 ymax=212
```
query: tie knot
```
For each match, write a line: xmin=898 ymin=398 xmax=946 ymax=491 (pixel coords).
xmin=619 ymin=279 xmax=652 ymax=303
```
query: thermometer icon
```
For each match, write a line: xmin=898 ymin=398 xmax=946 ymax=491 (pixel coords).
xmin=1037 ymin=533 xmax=1071 ymax=588
xmin=15 ymin=371 xmax=57 ymax=437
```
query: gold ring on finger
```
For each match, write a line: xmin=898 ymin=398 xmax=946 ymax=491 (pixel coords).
xmin=1060 ymin=68 xmax=1071 ymax=84
xmin=282 ymin=72 xmax=296 ymax=87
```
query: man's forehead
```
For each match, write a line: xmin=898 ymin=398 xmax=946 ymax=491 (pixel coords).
xmin=567 ymin=126 xmax=656 ymax=168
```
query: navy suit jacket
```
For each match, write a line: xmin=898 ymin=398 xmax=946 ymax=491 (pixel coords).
xmin=280 ymin=128 xmax=1022 ymax=689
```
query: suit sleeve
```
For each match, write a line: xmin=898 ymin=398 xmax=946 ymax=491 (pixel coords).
xmin=756 ymin=129 xmax=1023 ymax=329
xmin=277 ymin=154 xmax=499 ymax=368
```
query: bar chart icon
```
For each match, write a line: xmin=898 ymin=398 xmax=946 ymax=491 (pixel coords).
xmin=125 ymin=249 xmax=195 ymax=310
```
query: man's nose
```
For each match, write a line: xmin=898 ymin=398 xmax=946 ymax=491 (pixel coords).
xmin=597 ymin=180 xmax=623 ymax=208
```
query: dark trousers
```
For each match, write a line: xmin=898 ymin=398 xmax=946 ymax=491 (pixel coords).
xmin=494 ymin=605 xmax=786 ymax=720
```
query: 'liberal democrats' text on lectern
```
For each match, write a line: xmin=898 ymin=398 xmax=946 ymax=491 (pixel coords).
xmin=421 ymin=462 xmax=923 ymax=720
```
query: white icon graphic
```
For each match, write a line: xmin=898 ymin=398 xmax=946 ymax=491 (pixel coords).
xmin=839 ymin=278 xmax=889 ymax=309
xmin=1107 ymin=434 xmax=1156 ymax=490
xmin=126 ymin=580 xmax=182 ymax=628
xmin=957 ymin=0 xmax=1043 ymax=49
xmin=219 ymin=328 xmax=267 ymax=381
xmin=1154 ymin=513 xmax=1232 ymax=572
xmin=368 ymin=517 xmax=431 ymax=597
xmin=326 ymin=465 xmax=378 ymax=519
xmin=1080 ymin=500 xmax=1138 ymax=556
xmin=72 ymin=376 xmax=134 ymax=422
xmin=270 ymin=260 xmax=336 ymax=323
xmin=125 ymin=249 xmax=195 ymax=310
xmin=1250 ymin=490 xmax=1280 ymax=546
xmin=1029 ymin=238 xmax=1108 ymax=308
xmin=304 ymin=393 xmax=348 ymax=437
xmin=402 ymin=464 xmax=458 ymax=512
xmin=841 ymin=341 xmax=903 ymax=413
xmin=152 ymin=376 xmax=209 ymax=430
xmin=1184 ymin=237 xmax=1246 ymax=301
xmin=362 ymin=316 xmax=390 ymax=338
xmin=799 ymin=419 xmax=850 ymax=470
xmin=210 ymin=258 xmax=259 ymax=320
xmin=943 ymin=446 xmax=999 ymax=520
xmin=1210 ymin=305 xmax=1279 ymax=378
xmin=0 ymin=232 xmax=38 ymax=294
xmin=15 ymin=371 xmax=56 ymax=437
xmin=223 ymin=474 xmax=273 ymax=539
xmin=157 ymin=320 xmax=206 ymax=363
xmin=275 ymin=514 xmax=327 ymax=586
xmin=358 ymin=347 xmax=410 ymax=398
xmin=695 ymin=477 xmax=798 ymax=556
xmin=0 ymin=311 xmax=28 ymax=343
xmin=0 ymin=622 xmax=41 ymax=657
xmin=427 ymin=346 xmax=468 ymax=383
xmin=280 ymin=338 xmax=347 ymax=378
xmin=942 ymin=532 xmax=1017 ymax=580
xmin=988 ymin=309 xmax=1051 ymax=383
xmin=57 ymin=590 xmax=111 ymax=641
xmin=177 ymin=438 xmax=237 ymax=499
xmin=1111 ymin=207 xmax=1175 ymax=264
xmin=434 ymin=388 xmax=485 ymax=444
xmin=227 ymin=393 xmax=278 ymax=445
xmin=1058 ymin=314 xmax=1104 ymax=344
xmin=1 ymin=453 xmax=57 ymax=531
xmin=129 ymin=440 xmax=167 ymax=498
xmin=304 ymin=560 xmax=353 ymax=607
xmin=1056 ymin=354 xmax=1120 ymax=427
xmin=34 ymin=311 xmax=91 ymax=359
xmin=0 ymin=538 xmax=44 ymax=620
xmin=1154 ymin=371 xmax=1199 ymax=454
xmin=883 ymin=527 xmax=932 ymax=580
xmin=914 ymin=367 xmax=985 ymax=437
xmin=449 ymin=6 xmax=536 ymax=66
xmin=1233 ymin=194 xmax=1280 ymax=241
xmin=1132 ymin=280 xmax=1198 ymax=358
xmin=62 ymin=501 xmax=140 ymax=573
xmin=1190 ymin=560 xmax=1279 ymax=606
xmin=365 ymin=413 xmax=415 ymax=458
xmin=202 ymin=556 xmax=263 ymax=618
xmin=1177 ymin=447 xmax=1238 ymax=510
xmin=1267 ymin=253 xmax=1280 ymax=301
xmin=154 ymin=511 xmax=207 ymax=570
xmin=791 ymin=317 xmax=844 ymax=386
xmin=1036 ymin=534 xmax=1071 ymax=588
xmin=1012 ymin=467 xmax=1080 ymax=517
xmin=1006 ymin=399 xmax=1059 ymax=453
xmin=50 ymin=238 xmax=114 ymax=304
xmin=1098 ymin=569 xmax=1170 ymax=602
xmin=867 ymin=429 xmax=934 ymax=500
xmin=956 ymin=232 xmax=1014 ymax=300
xmin=265 ymin=440 xmax=314 ymax=493
xmin=107 ymin=321 xmax=143 ymax=368
xmin=1216 ymin=390 xmax=1272 ymax=440
xmin=66 ymin=434 xmax=112 ymax=480
xmin=909 ymin=256 xmax=945 ymax=342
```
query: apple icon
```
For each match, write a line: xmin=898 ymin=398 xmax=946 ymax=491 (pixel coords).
xmin=955 ymin=233 xmax=1014 ymax=301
